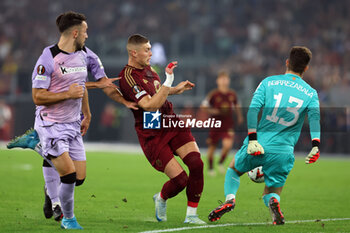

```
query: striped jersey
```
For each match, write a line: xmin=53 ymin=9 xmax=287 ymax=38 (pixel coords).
xmin=119 ymin=65 xmax=176 ymax=135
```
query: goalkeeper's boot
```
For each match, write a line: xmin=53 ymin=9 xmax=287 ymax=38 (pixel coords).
xmin=53 ymin=203 xmax=63 ymax=221
xmin=61 ymin=216 xmax=83 ymax=229
xmin=153 ymin=193 xmax=167 ymax=222
xmin=269 ymin=197 xmax=285 ymax=225
xmin=7 ymin=128 xmax=39 ymax=150
xmin=43 ymin=187 xmax=53 ymax=219
xmin=208 ymin=198 xmax=235 ymax=222
xmin=184 ymin=215 xmax=206 ymax=224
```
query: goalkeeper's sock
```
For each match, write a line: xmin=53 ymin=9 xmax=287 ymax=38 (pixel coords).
xmin=224 ymin=167 xmax=240 ymax=200
xmin=263 ymin=193 xmax=280 ymax=207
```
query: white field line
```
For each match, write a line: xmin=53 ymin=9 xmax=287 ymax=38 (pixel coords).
xmin=139 ymin=217 xmax=350 ymax=233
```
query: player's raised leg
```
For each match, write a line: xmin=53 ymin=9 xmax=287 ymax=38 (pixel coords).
xmin=7 ymin=128 xmax=40 ymax=150
xmin=7 ymin=128 xmax=56 ymax=167
xmin=177 ymin=141 xmax=206 ymax=224
xmin=7 ymin=129 xmax=63 ymax=220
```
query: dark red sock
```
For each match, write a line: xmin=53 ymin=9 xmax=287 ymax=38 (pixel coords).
xmin=182 ymin=152 xmax=204 ymax=204
xmin=160 ymin=171 xmax=188 ymax=200
xmin=219 ymin=151 xmax=228 ymax=164
xmin=208 ymin=157 xmax=214 ymax=170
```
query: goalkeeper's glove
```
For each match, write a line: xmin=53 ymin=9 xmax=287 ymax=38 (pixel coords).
xmin=305 ymin=139 xmax=320 ymax=164
xmin=247 ymin=132 xmax=264 ymax=156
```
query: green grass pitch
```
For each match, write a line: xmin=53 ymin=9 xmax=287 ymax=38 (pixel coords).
xmin=0 ymin=149 xmax=349 ymax=232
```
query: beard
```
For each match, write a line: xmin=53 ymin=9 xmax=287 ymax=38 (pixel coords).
xmin=74 ymin=39 xmax=84 ymax=51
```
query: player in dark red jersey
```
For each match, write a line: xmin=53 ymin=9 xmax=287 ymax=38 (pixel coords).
xmin=119 ymin=34 xmax=206 ymax=224
xmin=201 ymin=71 xmax=243 ymax=176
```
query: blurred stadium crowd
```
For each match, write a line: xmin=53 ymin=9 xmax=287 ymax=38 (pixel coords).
xmin=0 ymin=0 xmax=349 ymax=153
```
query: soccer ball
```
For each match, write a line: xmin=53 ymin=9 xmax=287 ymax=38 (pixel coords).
xmin=247 ymin=166 xmax=264 ymax=183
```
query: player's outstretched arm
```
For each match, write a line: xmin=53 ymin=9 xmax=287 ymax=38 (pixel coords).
xmin=102 ymin=86 xmax=138 ymax=110
xmin=32 ymin=83 xmax=84 ymax=106
xmin=305 ymin=139 xmax=320 ymax=164
xmin=85 ymin=77 xmax=120 ymax=89
xmin=169 ymin=80 xmax=195 ymax=95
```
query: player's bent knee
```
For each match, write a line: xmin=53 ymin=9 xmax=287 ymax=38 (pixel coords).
xmin=173 ymin=171 xmax=188 ymax=190
xmin=60 ymin=172 xmax=76 ymax=184
xmin=75 ymin=178 xmax=85 ymax=186
xmin=183 ymin=152 xmax=203 ymax=173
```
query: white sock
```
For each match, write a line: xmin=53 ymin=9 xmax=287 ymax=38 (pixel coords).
xmin=186 ymin=206 xmax=197 ymax=216
xmin=158 ymin=193 xmax=166 ymax=203
xmin=225 ymin=194 xmax=235 ymax=201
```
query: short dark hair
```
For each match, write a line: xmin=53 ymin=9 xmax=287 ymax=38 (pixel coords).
xmin=56 ymin=11 xmax=86 ymax=33
xmin=287 ymin=46 xmax=312 ymax=74
xmin=127 ymin=34 xmax=149 ymax=46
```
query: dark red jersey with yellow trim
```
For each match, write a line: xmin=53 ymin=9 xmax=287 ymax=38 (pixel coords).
xmin=119 ymin=65 xmax=176 ymax=136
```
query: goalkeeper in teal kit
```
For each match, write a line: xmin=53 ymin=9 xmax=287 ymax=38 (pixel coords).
xmin=208 ymin=46 xmax=321 ymax=225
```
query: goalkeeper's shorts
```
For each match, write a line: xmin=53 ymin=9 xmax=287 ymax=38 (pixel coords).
xmin=234 ymin=144 xmax=295 ymax=187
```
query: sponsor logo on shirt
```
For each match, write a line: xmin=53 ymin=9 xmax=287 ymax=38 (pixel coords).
xmin=60 ymin=66 xmax=87 ymax=75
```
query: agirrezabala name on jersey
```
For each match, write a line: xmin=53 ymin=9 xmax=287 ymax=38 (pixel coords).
xmin=267 ymin=80 xmax=314 ymax=98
